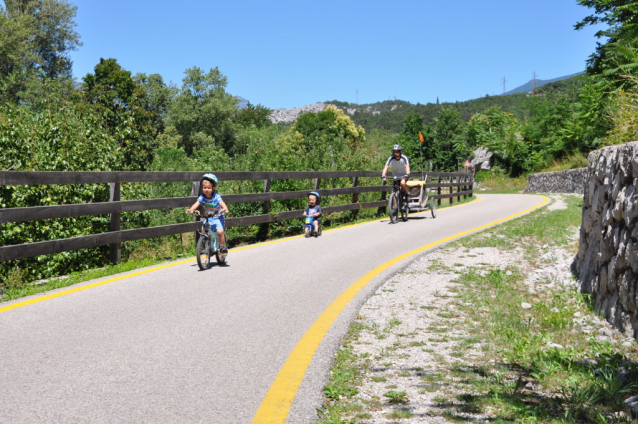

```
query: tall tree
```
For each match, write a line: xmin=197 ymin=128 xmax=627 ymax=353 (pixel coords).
xmin=167 ymin=67 xmax=239 ymax=156
xmin=83 ymin=58 xmax=156 ymax=170
xmin=575 ymin=0 xmax=638 ymax=74
xmin=133 ymin=72 xmax=178 ymax=136
xmin=0 ymin=0 xmax=81 ymax=101
xmin=398 ymin=112 xmax=425 ymax=160
xmin=432 ymin=107 xmax=467 ymax=171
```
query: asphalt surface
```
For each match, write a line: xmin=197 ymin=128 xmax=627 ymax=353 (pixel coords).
xmin=0 ymin=194 xmax=545 ymax=424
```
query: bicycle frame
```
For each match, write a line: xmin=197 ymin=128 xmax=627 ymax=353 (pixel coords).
xmin=192 ymin=210 xmax=228 ymax=269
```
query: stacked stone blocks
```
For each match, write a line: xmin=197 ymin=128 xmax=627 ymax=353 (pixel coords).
xmin=525 ymin=168 xmax=588 ymax=194
xmin=575 ymin=141 xmax=638 ymax=337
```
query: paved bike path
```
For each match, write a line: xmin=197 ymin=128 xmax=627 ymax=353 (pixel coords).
xmin=0 ymin=194 xmax=546 ymax=423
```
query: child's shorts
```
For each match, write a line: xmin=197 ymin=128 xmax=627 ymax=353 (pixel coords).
xmin=207 ymin=216 xmax=225 ymax=232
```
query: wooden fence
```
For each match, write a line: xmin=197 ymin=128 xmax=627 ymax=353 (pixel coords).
xmin=0 ymin=170 xmax=473 ymax=263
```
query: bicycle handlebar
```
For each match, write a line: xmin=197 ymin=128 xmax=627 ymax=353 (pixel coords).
xmin=189 ymin=210 xmax=219 ymax=218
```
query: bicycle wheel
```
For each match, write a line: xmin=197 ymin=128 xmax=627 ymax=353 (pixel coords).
xmin=400 ymin=194 xmax=409 ymax=222
xmin=196 ymin=235 xmax=212 ymax=270
xmin=430 ymin=198 xmax=437 ymax=218
xmin=388 ymin=192 xmax=399 ymax=224
xmin=216 ymin=232 xmax=227 ymax=265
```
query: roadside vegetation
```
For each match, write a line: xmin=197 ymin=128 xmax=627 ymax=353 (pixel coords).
xmin=316 ymin=195 xmax=638 ymax=423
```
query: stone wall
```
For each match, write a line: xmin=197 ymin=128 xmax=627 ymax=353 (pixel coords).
xmin=525 ymin=168 xmax=588 ymax=194
xmin=574 ymin=141 xmax=638 ymax=337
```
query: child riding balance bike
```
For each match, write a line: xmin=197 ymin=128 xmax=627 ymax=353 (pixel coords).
xmin=303 ymin=191 xmax=323 ymax=238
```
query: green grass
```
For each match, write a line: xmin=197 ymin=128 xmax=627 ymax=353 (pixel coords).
xmin=316 ymin=320 xmax=368 ymax=424
xmin=473 ymin=170 xmax=528 ymax=193
xmin=386 ymin=407 xmax=413 ymax=419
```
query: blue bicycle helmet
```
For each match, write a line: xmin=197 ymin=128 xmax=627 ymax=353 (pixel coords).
xmin=309 ymin=191 xmax=321 ymax=204
xmin=202 ymin=173 xmax=218 ymax=186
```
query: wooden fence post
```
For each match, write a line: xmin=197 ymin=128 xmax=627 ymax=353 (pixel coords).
xmin=457 ymin=176 xmax=461 ymax=203
xmin=314 ymin=178 xmax=321 ymax=190
xmin=379 ymin=178 xmax=387 ymax=215
xmin=437 ymin=176 xmax=442 ymax=207
xmin=449 ymin=176 xmax=454 ymax=205
xmin=263 ymin=179 xmax=271 ymax=213
xmin=464 ymin=175 xmax=468 ymax=200
xmin=351 ymin=177 xmax=359 ymax=218
xmin=259 ymin=179 xmax=271 ymax=237
xmin=109 ymin=182 xmax=121 ymax=264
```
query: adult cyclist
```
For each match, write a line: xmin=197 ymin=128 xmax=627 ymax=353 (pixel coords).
xmin=382 ymin=144 xmax=410 ymax=197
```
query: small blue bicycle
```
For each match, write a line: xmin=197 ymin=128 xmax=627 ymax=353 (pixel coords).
xmin=192 ymin=210 xmax=227 ymax=269
xmin=303 ymin=215 xmax=322 ymax=238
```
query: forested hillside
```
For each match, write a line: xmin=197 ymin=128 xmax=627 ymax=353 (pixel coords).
xmin=2 ymin=0 xmax=638 ymax=287
xmin=327 ymin=74 xmax=583 ymax=133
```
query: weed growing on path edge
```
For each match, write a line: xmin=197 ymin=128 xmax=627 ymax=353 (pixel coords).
xmin=315 ymin=195 xmax=638 ymax=423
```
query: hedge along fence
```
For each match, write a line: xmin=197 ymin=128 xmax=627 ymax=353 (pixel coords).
xmin=0 ymin=171 xmax=473 ymax=265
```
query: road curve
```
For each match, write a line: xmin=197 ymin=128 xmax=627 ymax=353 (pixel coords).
xmin=0 ymin=194 xmax=546 ymax=424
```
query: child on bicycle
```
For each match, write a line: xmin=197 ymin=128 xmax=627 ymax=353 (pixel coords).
xmin=186 ymin=173 xmax=229 ymax=252
xmin=303 ymin=191 xmax=323 ymax=237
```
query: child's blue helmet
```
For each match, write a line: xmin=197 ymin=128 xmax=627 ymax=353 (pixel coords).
xmin=309 ymin=191 xmax=321 ymax=204
xmin=202 ymin=173 xmax=218 ymax=186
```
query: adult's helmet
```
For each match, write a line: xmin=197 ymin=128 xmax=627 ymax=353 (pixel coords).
xmin=202 ymin=173 xmax=218 ymax=186
xmin=309 ymin=191 xmax=321 ymax=204
xmin=392 ymin=144 xmax=403 ymax=151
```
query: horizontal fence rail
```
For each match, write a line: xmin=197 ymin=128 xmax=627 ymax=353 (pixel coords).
xmin=1 ymin=170 xmax=473 ymax=262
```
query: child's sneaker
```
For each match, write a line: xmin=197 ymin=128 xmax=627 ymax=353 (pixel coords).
xmin=220 ymin=246 xmax=228 ymax=253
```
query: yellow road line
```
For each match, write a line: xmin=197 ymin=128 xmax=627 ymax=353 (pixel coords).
xmin=0 ymin=196 xmax=482 ymax=314
xmin=251 ymin=195 xmax=548 ymax=423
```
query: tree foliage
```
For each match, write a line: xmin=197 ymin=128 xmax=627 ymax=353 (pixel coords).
xmin=167 ymin=66 xmax=239 ymax=156
xmin=575 ymin=0 xmax=638 ymax=74
xmin=0 ymin=0 xmax=81 ymax=102
xmin=83 ymin=58 xmax=157 ymax=170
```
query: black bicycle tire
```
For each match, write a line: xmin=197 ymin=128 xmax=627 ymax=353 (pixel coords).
xmin=215 ymin=250 xmax=226 ymax=265
xmin=400 ymin=194 xmax=409 ymax=222
xmin=196 ymin=235 xmax=212 ymax=270
xmin=388 ymin=192 xmax=398 ymax=224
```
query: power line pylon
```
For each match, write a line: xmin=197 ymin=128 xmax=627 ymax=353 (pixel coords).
xmin=502 ymin=76 xmax=507 ymax=95
xmin=532 ymin=71 xmax=538 ymax=91
xmin=356 ymin=89 xmax=358 ymax=105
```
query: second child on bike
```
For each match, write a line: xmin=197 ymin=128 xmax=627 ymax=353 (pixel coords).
xmin=186 ymin=173 xmax=229 ymax=253
xmin=303 ymin=191 xmax=323 ymax=237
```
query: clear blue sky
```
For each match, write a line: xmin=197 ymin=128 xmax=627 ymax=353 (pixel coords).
xmin=69 ymin=0 xmax=602 ymax=109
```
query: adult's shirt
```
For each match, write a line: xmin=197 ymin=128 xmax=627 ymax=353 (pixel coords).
xmin=385 ymin=154 xmax=410 ymax=176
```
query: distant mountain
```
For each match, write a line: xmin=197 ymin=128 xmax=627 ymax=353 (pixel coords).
xmin=504 ymin=72 xmax=584 ymax=95
xmin=236 ymin=96 xmax=248 ymax=109
xmin=269 ymin=73 xmax=583 ymax=132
